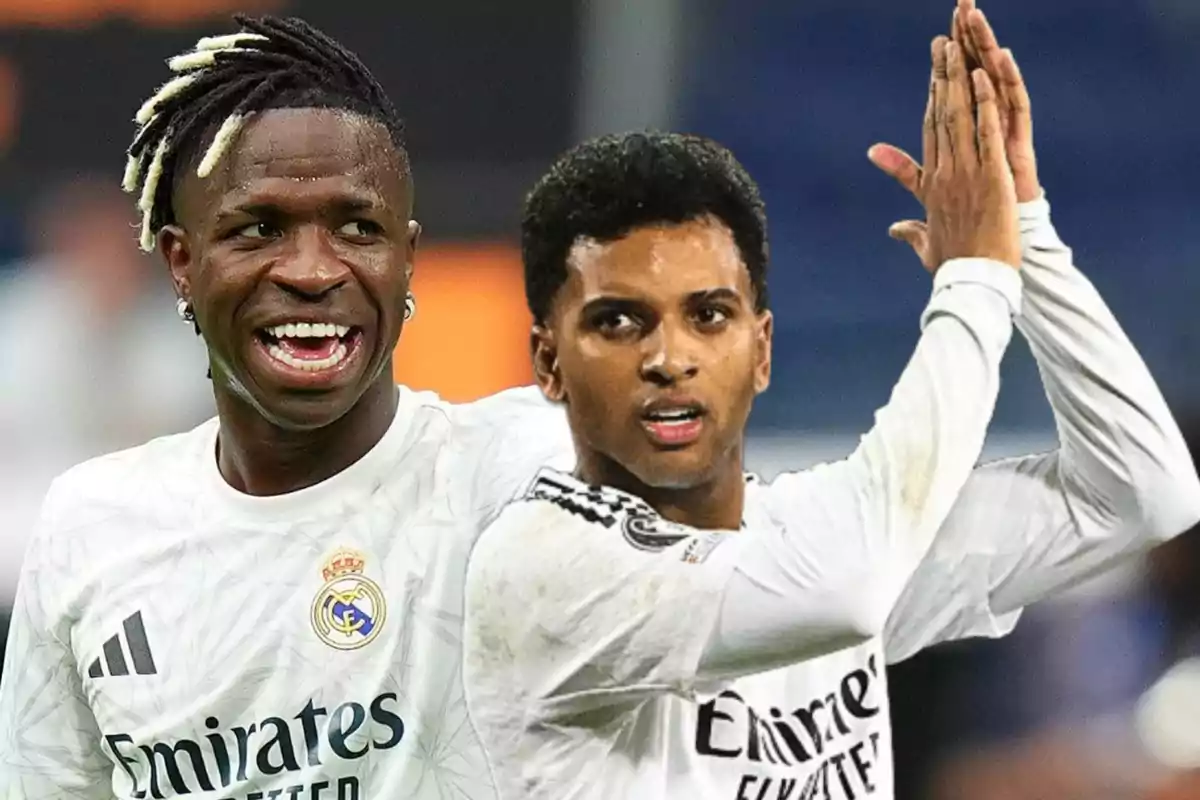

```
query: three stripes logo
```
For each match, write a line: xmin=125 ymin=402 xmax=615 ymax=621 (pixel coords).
xmin=86 ymin=610 xmax=157 ymax=678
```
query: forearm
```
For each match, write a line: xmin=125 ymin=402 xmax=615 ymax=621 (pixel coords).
xmin=704 ymin=261 xmax=1019 ymax=678
xmin=1017 ymin=197 xmax=1200 ymax=542
xmin=828 ymin=258 xmax=1019 ymax=600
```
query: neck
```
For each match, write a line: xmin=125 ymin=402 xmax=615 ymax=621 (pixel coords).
xmin=213 ymin=378 xmax=399 ymax=497
xmin=576 ymin=446 xmax=746 ymax=531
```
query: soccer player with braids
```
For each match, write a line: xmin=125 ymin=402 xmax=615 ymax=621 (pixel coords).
xmin=121 ymin=17 xmax=408 ymax=256
xmin=0 ymin=6 xmax=1197 ymax=800
xmin=0 ymin=15 xmax=581 ymax=800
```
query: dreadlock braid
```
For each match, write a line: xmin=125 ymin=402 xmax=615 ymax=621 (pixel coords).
xmin=122 ymin=15 xmax=408 ymax=253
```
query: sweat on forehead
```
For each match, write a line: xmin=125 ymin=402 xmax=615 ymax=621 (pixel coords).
xmin=123 ymin=14 xmax=408 ymax=252
xmin=170 ymin=108 xmax=409 ymax=222
xmin=558 ymin=218 xmax=754 ymax=309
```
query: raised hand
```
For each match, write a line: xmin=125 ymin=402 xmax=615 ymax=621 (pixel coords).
xmin=870 ymin=38 xmax=1021 ymax=271
xmin=929 ymin=39 xmax=1021 ymax=269
xmin=953 ymin=0 xmax=1041 ymax=202
xmin=868 ymin=1 xmax=1042 ymax=270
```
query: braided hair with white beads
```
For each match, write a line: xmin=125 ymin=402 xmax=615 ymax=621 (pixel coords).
xmin=122 ymin=14 xmax=407 ymax=253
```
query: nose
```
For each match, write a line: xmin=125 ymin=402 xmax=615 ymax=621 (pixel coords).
xmin=268 ymin=225 xmax=350 ymax=300
xmin=640 ymin=323 xmax=700 ymax=387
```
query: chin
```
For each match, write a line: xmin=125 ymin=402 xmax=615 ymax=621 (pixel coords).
xmin=628 ymin=450 xmax=717 ymax=491
xmin=249 ymin=388 xmax=363 ymax=432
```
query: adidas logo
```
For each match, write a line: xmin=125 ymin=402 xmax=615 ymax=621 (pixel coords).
xmin=87 ymin=610 xmax=157 ymax=678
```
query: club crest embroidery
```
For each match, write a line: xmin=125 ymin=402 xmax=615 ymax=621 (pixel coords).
xmin=310 ymin=548 xmax=387 ymax=650
xmin=622 ymin=512 xmax=691 ymax=552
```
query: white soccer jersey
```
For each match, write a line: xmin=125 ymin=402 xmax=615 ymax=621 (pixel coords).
xmin=462 ymin=201 xmax=1200 ymax=800
xmin=3 ymin=199 xmax=1198 ymax=800
xmin=467 ymin=473 xmax=906 ymax=800
xmin=0 ymin=385 xmax=574 ymax=800
xmin=463 ymin=256 xmax=1022 ymax=800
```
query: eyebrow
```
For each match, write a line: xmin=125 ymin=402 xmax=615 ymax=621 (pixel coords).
xmin=688 ymin=288 xmax=743 ymax=304
xmin=214 ymin=195 xmax=385 ymax=224
xmin=578 ymin=287 xmax=745 ymax=312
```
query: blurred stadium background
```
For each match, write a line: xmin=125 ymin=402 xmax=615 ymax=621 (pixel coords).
xmin=1 ymin=0 xmax=1198 ymax=797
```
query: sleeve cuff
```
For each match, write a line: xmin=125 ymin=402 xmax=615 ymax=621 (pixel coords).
xmin=1019 ymin=192 xmax=1051 ymax=235
xmin=921 ymin=257 xmax=1022 ymax=329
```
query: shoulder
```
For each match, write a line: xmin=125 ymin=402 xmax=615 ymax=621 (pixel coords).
xmin=409 ymin=387 xmax=575 ymax=514
xmin=447 ymin=385 xmax=565 ymax=435
xmin=19 ymin=420 xmax=217 ymax=603
xmin=39 ymin=418 xmax=217 ymax=532
xmin=401 ymin=384 xmax=571 ymax=460
xmin=467 ymin=472 xmax=732 ymax=645
xmin=477 ymin=469 xmax=699 ymax=562
xmin=472 ymin=471 xmax=592 ymax=559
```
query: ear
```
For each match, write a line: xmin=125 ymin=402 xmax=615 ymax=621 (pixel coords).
xmin=158 ymin=224 xmax=193 ymax=306
xmin=405 ymin=220 xmax=421 ymax=284
xmin=753 ymin=310 xmax=773 ymax=395
xmin=530 ymin=323 xmax=565 ymax=403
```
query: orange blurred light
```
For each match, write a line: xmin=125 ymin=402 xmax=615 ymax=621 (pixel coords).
xmin=392 ymin=243 xmax=533 ymax=403
xmin=0 ymin=0 xmax=283 ymax=28
xmin=0 ymin=56 xmax=15 ymax=154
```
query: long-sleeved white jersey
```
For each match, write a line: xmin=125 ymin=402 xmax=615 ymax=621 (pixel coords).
xmin=1 ymin=199 xmax=1196 ymax=800
xmin=461 ymin=199 xmax=1200 ymax=800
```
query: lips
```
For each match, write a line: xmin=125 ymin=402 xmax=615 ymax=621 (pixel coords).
xmin=641 ymin=398 xmax=707 ymax=447
xmin=250 ymin=318 xmax=367 ymax=388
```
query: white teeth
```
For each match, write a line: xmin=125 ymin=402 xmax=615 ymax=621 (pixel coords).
xmin=648 ymin=409 xmax=699 ymax=421
xmin=266 ymin=323 xmax=351 ymax=340
xmin=267 ymin=341 xmax=350 ymax=372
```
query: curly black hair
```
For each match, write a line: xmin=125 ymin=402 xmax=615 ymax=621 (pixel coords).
xmin=123 ymin=14 xmax=407 ymax=252
xmin=522 ymin=131 xmax=769 ymax=324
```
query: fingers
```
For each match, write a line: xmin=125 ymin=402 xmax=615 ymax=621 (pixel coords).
xmin=923 ymin=53 xmax=938 ymax=174
xmin=965 ymin=12 xmax=1001 ymax=99
xmin=888 ymin=220 xmax=933 ymax=273
xmin=972 ymin=69 xmax=1006 ymax=172
xmin=997 ymin=46 xmax=1040 ymax=201
xmin=997 ymin=47 xmax=1033 ymax=140
xmin=965 ymin=9 xmax=1015 ymax=109
xmin=943 ymin=41 xmax=975 ymax=170
xmin=932 ymin=37 xmax=952 ymax=173
xmin=868 ymin=144 xmax=922 ymax=196
xmin=952 ymin=3 xmax=980 ymax=69
xmin=953 ymin=0 xmax=977 ymax=37
xmin=888 ymin=219 xmax=927 ymax=245
xmin=966 ymin=8 xmax=1002 ymax=66
xmin=967 ymin=11 xmax=1036 ymax=152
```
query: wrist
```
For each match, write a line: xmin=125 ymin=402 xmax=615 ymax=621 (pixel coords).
xmin=930 ymin=257 xmax=1023 ymax=315
xmin=1018 ymin=192 xmax=1052 ymax=236
xmin=1016 ymin=181 xmax=1044 ymax=205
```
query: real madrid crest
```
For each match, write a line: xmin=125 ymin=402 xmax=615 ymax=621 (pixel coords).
xmin=622 ymin=512 xmax=691 ymax=552
xmin=310 ymin=547 xmax=387 ymax=650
